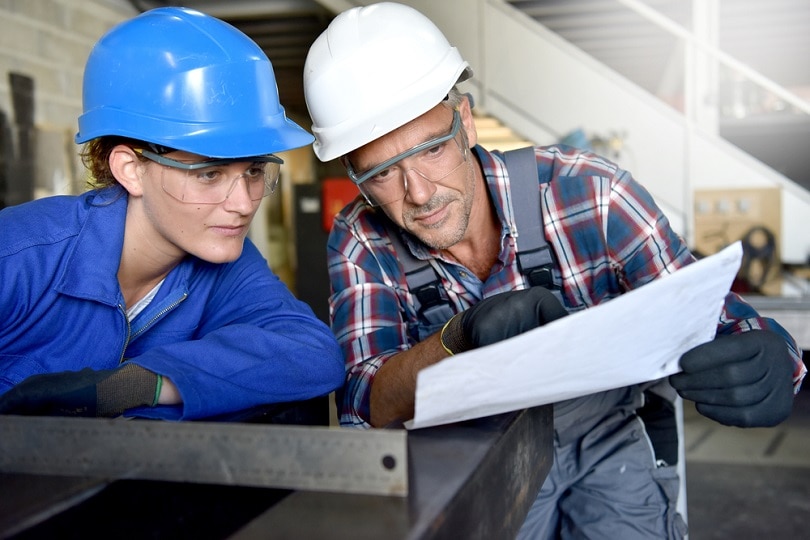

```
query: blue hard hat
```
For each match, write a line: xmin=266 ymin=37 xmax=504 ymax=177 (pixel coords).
xmin=75 ymin=7 xmax=313 ymax=158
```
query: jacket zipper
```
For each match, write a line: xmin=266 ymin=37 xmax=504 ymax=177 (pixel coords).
xmin=118 ymin=293 xmax=188 ymax=363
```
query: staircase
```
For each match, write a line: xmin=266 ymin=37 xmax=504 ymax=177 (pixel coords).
xmin=506 ymin=0 xmax=810 ymax=192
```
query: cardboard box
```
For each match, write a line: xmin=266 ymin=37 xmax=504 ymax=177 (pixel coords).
xmin=693 ymin=188 xmax=781 ymax=295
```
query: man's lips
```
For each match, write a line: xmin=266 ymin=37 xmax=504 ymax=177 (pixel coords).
xmin=411 ymin=203 xmax=449 ymax=226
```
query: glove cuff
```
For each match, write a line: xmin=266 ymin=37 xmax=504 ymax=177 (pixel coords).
xmin=96 ymin=363 xmax=160 ymax=417
xmin=440 ymin=313 xmax=471 ymax=355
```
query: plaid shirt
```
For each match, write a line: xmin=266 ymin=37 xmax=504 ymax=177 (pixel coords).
xmin=327 ymin=145 xmax=806 ymax=427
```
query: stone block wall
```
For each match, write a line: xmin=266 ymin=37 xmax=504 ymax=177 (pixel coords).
xmin=0 ymin=0 xmax=135 ymax=199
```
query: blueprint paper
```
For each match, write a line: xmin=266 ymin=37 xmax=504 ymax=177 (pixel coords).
xmin=409 ymin=242 xmax=743 ymax=429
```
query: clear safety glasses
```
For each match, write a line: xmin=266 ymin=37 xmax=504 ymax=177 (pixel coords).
xmin=346 ymin=109 xmax=468 ymax=206
xmin=134 ymin=148 xmax=283 ymax=205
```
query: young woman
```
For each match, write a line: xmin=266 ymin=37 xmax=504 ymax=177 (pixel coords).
xmin=0 ymin=7 xmax=344 ymax=420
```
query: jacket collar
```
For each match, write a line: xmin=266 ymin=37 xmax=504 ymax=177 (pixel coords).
xmin=55 ymin=188 xmax=195 ymax=307
xmin=55 ymin=188 xmax=129 ymax=306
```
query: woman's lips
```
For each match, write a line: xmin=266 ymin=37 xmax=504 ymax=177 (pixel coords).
xmin=211 ymin=224 xmax=248 ymax=237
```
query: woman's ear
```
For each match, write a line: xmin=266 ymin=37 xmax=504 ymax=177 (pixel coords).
xmin=109 ymin=145 xmax=144 ymax=197
xmin=459 ymin=95 xmax=478 ymax=148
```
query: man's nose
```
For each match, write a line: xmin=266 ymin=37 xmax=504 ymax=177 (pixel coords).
xmin=402 ymin=168 xmax=436 ymax=204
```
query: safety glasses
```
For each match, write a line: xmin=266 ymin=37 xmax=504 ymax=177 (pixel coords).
xmin=346 ymin=109 xmax=468 ymax=206
xmin=134 ymin=148 xmax=283 ymax=205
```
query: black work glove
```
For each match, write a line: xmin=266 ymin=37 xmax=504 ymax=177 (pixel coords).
xmin=441 ymin=287 xmax=568 ymax=354
xmin=0 ymin=363 xmax=160 ymax=417
xmin=670 ymin=330 xmax=795 ymax=427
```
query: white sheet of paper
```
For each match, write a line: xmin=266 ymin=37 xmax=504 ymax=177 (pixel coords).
xmin=408 ymin=241 xmax=743 ymax=429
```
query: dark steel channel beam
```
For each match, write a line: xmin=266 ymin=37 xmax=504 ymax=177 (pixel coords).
xmin=230 ymin=406 xmax=553 ymax=539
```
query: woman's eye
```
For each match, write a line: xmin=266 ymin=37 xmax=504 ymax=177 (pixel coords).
xmin=244 ymin=166 xmax=265 ymax=179
xmin=195 ymin=170 xmax=222 ymax=183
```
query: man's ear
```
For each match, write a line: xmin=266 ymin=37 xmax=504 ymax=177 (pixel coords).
xmin=459 ymin=95 xmax=478 ymax=148
xmin=109 ymin=145 xmax=144 ymax=197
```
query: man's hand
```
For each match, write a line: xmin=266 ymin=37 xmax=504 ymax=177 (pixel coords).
xmin=0 ymin=364 xmax=160 ymax=417
xmin=441 ymin=287 xmax=568 ymax=354
xmin=670 ymin=330 xmax=795 ymax=427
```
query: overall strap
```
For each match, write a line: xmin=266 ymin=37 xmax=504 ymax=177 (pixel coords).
xmin=502 ymin=147 xmax=561 ymax=291
xmin=387 ymin=228 xmax=456 ymax=326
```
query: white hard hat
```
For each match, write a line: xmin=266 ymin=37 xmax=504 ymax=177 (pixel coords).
xmin=304 ymin=2 xmax=473 ymax=162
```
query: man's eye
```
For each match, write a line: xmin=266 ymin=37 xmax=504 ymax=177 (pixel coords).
xmin=369 ymin=168 xmax=394 ymax=183
xmin=423 ymin=141 xmax=446 ymax=158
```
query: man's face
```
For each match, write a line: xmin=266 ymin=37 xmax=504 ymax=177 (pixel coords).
xmin=346 ymin=101 xmax=479 ymax=250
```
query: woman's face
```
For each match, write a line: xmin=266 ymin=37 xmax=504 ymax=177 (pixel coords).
xmin=132 ymin=150 xmax=264 ymax=265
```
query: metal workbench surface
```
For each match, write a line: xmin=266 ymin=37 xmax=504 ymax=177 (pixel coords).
xmin=1 ymin=406 xmax=552 ymax=539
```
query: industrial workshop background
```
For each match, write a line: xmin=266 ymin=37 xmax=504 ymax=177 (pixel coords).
xmin=1 ymin=2 xmax=809 ymax=538
xmin=1 ymin=0 xmax=809 ymax=319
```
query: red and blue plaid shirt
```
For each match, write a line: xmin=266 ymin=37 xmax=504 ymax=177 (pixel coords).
xmin=327 ymin=145 xmax=806 ymax=427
